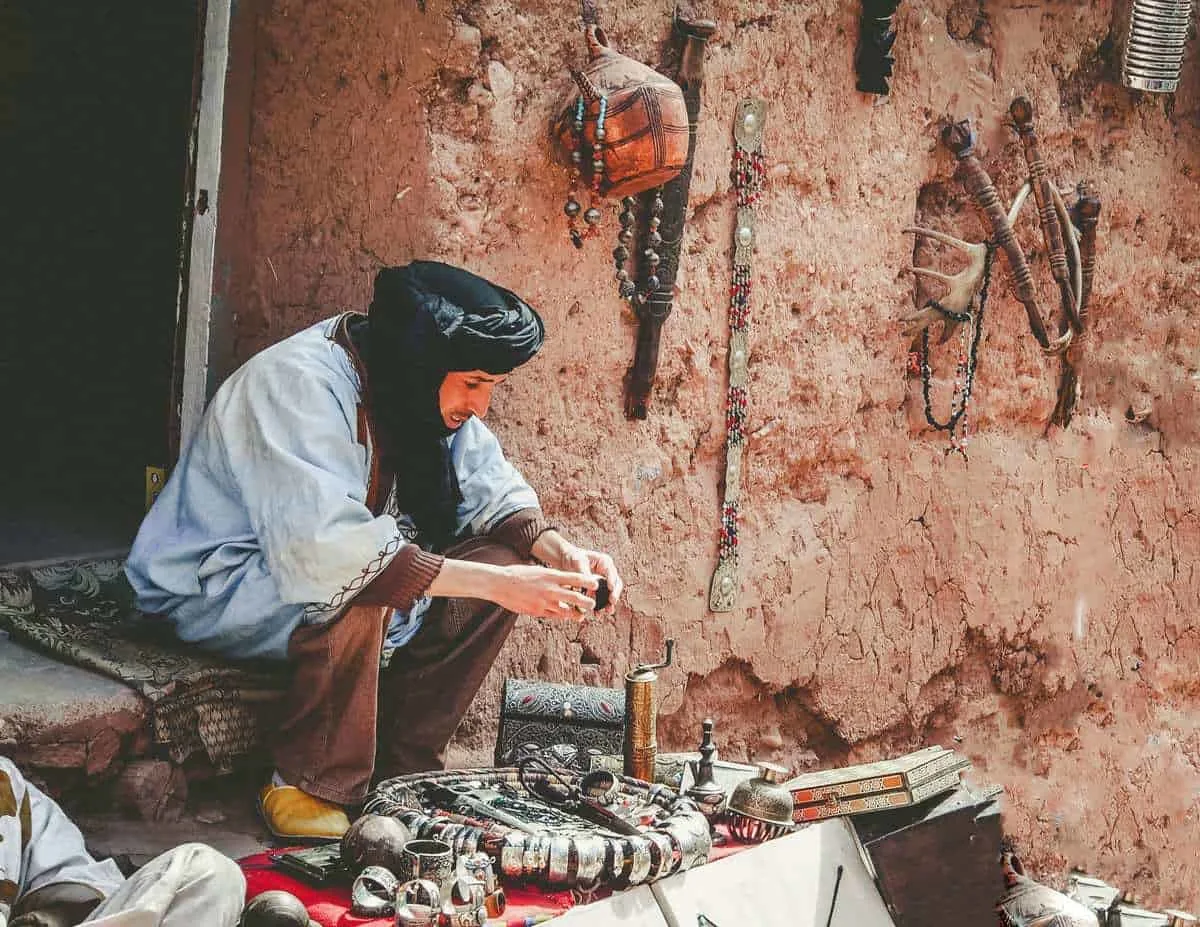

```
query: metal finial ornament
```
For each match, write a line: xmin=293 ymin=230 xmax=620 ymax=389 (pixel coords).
xmin=709 ymin=98 xmax=766 ymax=613
xmin=685 ymin=718 xmax=727 ymax=820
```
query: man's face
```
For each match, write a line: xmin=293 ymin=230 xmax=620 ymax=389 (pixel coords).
xmin=438 ymin=370 xmax=506 ymax=429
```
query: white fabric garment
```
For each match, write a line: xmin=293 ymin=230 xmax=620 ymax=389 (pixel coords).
xmin=82 ymin=843 xmax=245 ymax=927
xmin=126 ymin=315 xmax=539 ymax=660
xmin=0 ymin=757 xmax=125 ymax=925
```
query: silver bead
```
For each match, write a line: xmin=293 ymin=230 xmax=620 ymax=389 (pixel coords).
xmin=742 ymin=110 xmax=758 ymax=132
xmin=736 ymin=225 xmax=753 ymax=246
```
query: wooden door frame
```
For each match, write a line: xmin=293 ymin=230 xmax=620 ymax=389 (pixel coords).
xmin=176 ymin=0 xmax=232 ymax=453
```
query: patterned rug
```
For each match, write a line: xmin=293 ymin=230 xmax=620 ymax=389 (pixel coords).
xmin=0 ymin=558 xmax=287 ymax=771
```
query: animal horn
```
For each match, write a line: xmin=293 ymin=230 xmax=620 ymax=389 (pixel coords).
xmin=570 ymin=68 xmax=601 ymax=105
xmin=902 ymin=228 xmax=989 ymax=313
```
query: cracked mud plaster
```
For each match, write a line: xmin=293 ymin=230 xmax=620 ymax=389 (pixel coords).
xmin=227 ymin=0 xmax=1200 ymax=908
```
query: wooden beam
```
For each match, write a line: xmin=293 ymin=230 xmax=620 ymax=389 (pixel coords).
xmin=178 ymin=0 xmax=232 ymax=449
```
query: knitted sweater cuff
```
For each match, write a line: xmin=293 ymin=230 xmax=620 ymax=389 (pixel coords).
xmin=356 ymin=543 xmax=445 ymax=610
xmin=490 ymin=508 xmax=556 ymax=560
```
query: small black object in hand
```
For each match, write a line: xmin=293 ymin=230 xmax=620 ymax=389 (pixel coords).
xmin=594 ymin=577 xmax=610 ymax=611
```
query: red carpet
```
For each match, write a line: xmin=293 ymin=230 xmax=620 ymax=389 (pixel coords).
xmin=240 ymin=835 xmax=749 ymax=925
xmin=240 ymin=850 xmax=575 ymax=926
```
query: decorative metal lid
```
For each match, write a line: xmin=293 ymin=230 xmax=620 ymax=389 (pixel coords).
xmin=754 ymin=762 xmax=788 ymax=784
xmin=727 ymin=762 xmax=793 ymax=826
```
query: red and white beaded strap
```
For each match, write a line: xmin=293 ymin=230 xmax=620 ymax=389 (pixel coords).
xmin=709 ymin=99 xmax=766 ymax=613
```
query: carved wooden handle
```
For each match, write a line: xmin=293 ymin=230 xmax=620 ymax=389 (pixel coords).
xmin=624 ymin=15 xmax=717 ymax=420
xmin=942 ymin=119 xmax=1050 ymax=350
xmin=1010 ymin=97 xmax=1082 ymax=334
xmin=1072 ymin=187 xmax=1101 ymax=320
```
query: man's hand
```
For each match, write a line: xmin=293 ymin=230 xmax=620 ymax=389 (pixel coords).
xmin=532 ymin=532 xmax=623 ymax=615
xmin=11 ymin=914 xmax=70 ymax=927
xmin=486 ymin=564 xmax=600 ymax=620
xmin=10 ymin=906 xmax=91 ymax=927
xmin=10 ymin=885 xmax=103 ymax=927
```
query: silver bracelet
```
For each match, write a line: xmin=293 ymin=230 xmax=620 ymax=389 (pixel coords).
xmin=350 ymin=865 xmax=398 ymax=917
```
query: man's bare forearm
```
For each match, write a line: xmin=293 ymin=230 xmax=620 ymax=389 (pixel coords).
xmin=426 ymin=558 xmax=507 ymax=601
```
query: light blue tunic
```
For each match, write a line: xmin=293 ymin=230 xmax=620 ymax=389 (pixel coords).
xmin=125 ymin=316 xmax=539 ymax=661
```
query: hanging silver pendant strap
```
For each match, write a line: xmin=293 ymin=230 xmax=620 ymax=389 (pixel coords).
xmin=709 ymin=99 xmax=766 ymax=613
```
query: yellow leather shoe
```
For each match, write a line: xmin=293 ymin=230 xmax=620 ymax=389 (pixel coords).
xmin=258 ymin=783 xmax=350 ymax=841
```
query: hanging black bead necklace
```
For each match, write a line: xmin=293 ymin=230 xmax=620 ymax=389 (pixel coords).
xmin=919 ymin=243 xmax=995 ymax=455
xmin=612 ymin=190 xmax=666 ymax=305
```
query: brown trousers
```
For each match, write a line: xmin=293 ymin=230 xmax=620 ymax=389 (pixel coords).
xmin=271 ymin=535 xmax=521 ymax=805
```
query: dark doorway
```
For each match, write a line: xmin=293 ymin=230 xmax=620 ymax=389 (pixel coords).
xmin=0 ymin=2 xmax=200 ymax=564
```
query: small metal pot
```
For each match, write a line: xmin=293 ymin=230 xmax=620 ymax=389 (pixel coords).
xmin=725 ymin=762 xmax=795 ymax=843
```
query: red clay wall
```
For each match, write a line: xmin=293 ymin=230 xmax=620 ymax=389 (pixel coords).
xmin=223 ymin=0 xmax=1200 ymax=906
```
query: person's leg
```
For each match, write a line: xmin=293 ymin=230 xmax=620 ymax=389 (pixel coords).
xmin=263 ymin=602 xmax=390 ymax=838
xmin=376 ymin=535 xmax=522 ymax=777
xmin=83 ymin=843 xmax=245 ymax=926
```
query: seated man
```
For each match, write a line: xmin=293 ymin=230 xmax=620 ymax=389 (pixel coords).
xmin=126 ymin=261 xmax=623 ymax=840
xmin=0 ymin=757 xmax=244 ymax=927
